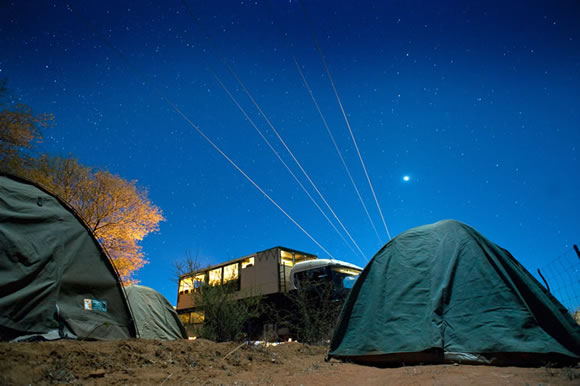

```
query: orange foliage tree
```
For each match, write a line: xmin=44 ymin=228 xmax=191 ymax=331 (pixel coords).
xmin=0 ymin=80 xmax=53 ymax=169
xmin=0 ymin=81 xmax=164 ymax=284
xmin=23 ymin=156 xmax=165 ymax=284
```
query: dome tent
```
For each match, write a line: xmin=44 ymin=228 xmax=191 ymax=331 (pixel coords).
xmin=0 ymin=173 xmax=136 ymax=341
xmin=124 ymin=285 xmax=187 ymax=340
xmin=328 ymin=220 xmax=580 ymax=365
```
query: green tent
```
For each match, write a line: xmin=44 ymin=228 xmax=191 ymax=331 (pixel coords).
xmin=0 ymin=174 xmax=137 ymax=341
xmin=125 ymin=285 xmax=187 ymax=340
xmin=329 ymin=220 xmax=580 ymax=365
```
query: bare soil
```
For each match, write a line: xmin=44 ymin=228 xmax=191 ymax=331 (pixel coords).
xmin=0 ymin=339 xmax=578 ymax=385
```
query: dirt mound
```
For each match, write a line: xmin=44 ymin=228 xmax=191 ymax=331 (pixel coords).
xmin=0 ymin=339 xmax=578 ymax=385
xmin=0 ymin=339 xmax=325 ymax=385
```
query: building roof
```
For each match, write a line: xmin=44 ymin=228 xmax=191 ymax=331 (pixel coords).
xmin=290 ymin=259 xmax=363 ymax=274
xmin=179 ymin=246 xmax=317 ymax=278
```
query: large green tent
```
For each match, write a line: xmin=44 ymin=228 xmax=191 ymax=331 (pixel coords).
xmin=329 ymin=220 xmax=580 ymax=365
xmin=0 ymin=174 xmax=137 ymax=341
xmin=125 ymin=285 xmax=187 ymax=340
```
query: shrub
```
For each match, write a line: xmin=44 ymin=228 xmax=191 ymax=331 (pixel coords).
xmin=194 ymin=282 xmax=262 ymax=342
xmin=276 ymin=281 xmax=345 ymax=346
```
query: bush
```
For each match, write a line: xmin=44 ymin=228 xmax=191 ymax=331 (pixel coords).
xmin=276 ymin=281 xmax=345 ymax=346
xmin=194 ymin=282 xmax=261 ymax=342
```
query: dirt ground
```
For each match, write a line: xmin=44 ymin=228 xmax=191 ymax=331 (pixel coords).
xmin=0 ymin=339 xmax=578 ymax=385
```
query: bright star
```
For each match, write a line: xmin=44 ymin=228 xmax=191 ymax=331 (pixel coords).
xmin=403 ymin=175 xmax=410 ymax=182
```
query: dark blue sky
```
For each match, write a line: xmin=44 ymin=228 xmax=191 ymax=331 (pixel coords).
xmin=2 ymin=1 xmax=579 ymax=305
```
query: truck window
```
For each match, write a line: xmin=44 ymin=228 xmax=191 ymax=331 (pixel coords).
xmin=294 ymin=267 xmax=330 ymax=288
xmin=342 ymin=275 xmax=358 ymax=289
xmin=330 ymin=267 xmax=361 ymax=290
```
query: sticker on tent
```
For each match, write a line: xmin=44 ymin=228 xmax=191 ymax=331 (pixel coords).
xmin=84 ymin=299 xmax=108 ymax=312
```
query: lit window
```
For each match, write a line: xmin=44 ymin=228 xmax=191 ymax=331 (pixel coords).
xmin=193 ymin=274 xmax=205 ymax=289
xmin=223 ymin=263 xmax=239 ymax=283
xmin=241 ymin=257 xmax=254 ymax=269
xmin=294 ymin=252 xmax=316 ymax=264
xmin=208 ymin=268 xmax=222 ymax=286
xmin=179 ymin=277 xmax=193 ymax=293
xmin=190 ymin=311 xmax=205 ymax=324
xmin=178 ymin=313 xmax=190 ymax=325
xmin=280 ymin=250 xmax=295 ymax=266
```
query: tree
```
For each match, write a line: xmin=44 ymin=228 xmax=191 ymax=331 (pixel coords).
xmin=194 ymin=282 xmax=262 ymax=342
xmin=174 ymin=250 xmax=202 ymax=283
xmin=0 ymin=80 xmax=163 ymax=283
xmin=0 ymin=79 xmax=53 ymax=170
xmin=271 ymin=280 xmax=344 ymax=345
xmin=175 ymin=253 xmax=262 ymax=342
xmin=22 ymin=155 xmax=164 ymax=284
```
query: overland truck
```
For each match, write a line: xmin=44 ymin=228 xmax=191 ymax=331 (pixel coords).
xmin=176 ymin=246 xmax=362 ymax=338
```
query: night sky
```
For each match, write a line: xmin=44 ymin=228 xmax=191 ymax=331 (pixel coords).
xmin=2 ymin=1 xmax=579 ymax=306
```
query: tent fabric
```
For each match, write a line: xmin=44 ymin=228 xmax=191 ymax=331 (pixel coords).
xmin=329 ymin=220 xmax=580 ymax=365
xmin=125 ymin=285 xmax=187 ymax=340
xmin=0 ymin=174 xmax=136 ymax=341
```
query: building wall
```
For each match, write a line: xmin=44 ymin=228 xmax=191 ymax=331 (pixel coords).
xmin=240 ymin=248 xmax=280 ymax=296
xmin=176 ymin=248 xmax=282 ymax=311
xmin=177 ymin=290 xmax=195 ymax=310
xmin=176 ymin=247 xmax=318 ymax=313
xmin=280 ymin=263 xmax=291 ymax=292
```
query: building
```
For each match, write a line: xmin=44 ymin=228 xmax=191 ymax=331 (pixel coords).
xmin=176 ymin=246 xmax=317 ymax=334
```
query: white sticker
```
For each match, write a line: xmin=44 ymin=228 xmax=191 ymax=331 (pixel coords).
xmin=83 ymin=298 xmax=108 ymax=312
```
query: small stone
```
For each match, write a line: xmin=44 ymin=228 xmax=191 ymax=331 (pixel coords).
xmin=88 ymin=369 xmax=106 ymax=378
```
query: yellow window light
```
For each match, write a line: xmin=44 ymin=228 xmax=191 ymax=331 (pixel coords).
xmin=241 ymin=257 xmax=255 ymax=269
xmin=208 ymin=268 xmax=222 ymax=286
xmin=179 ymin=277 xmax=194 ymax=293
xmin=178 ymin=313 xmax=190 ymax=325
xmin=280 ymin=250 xmax=295 ymax=266
xmin=190 ymin=311 xmax=205 ymax=323
xmin=223 ymin=263 xmax=239 ymax=283
xmin=193 ymin=273 xmax=205 ymax=289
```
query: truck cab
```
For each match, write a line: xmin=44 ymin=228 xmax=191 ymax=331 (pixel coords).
xmin=290 ymin=259 xmax=363 ymax=293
